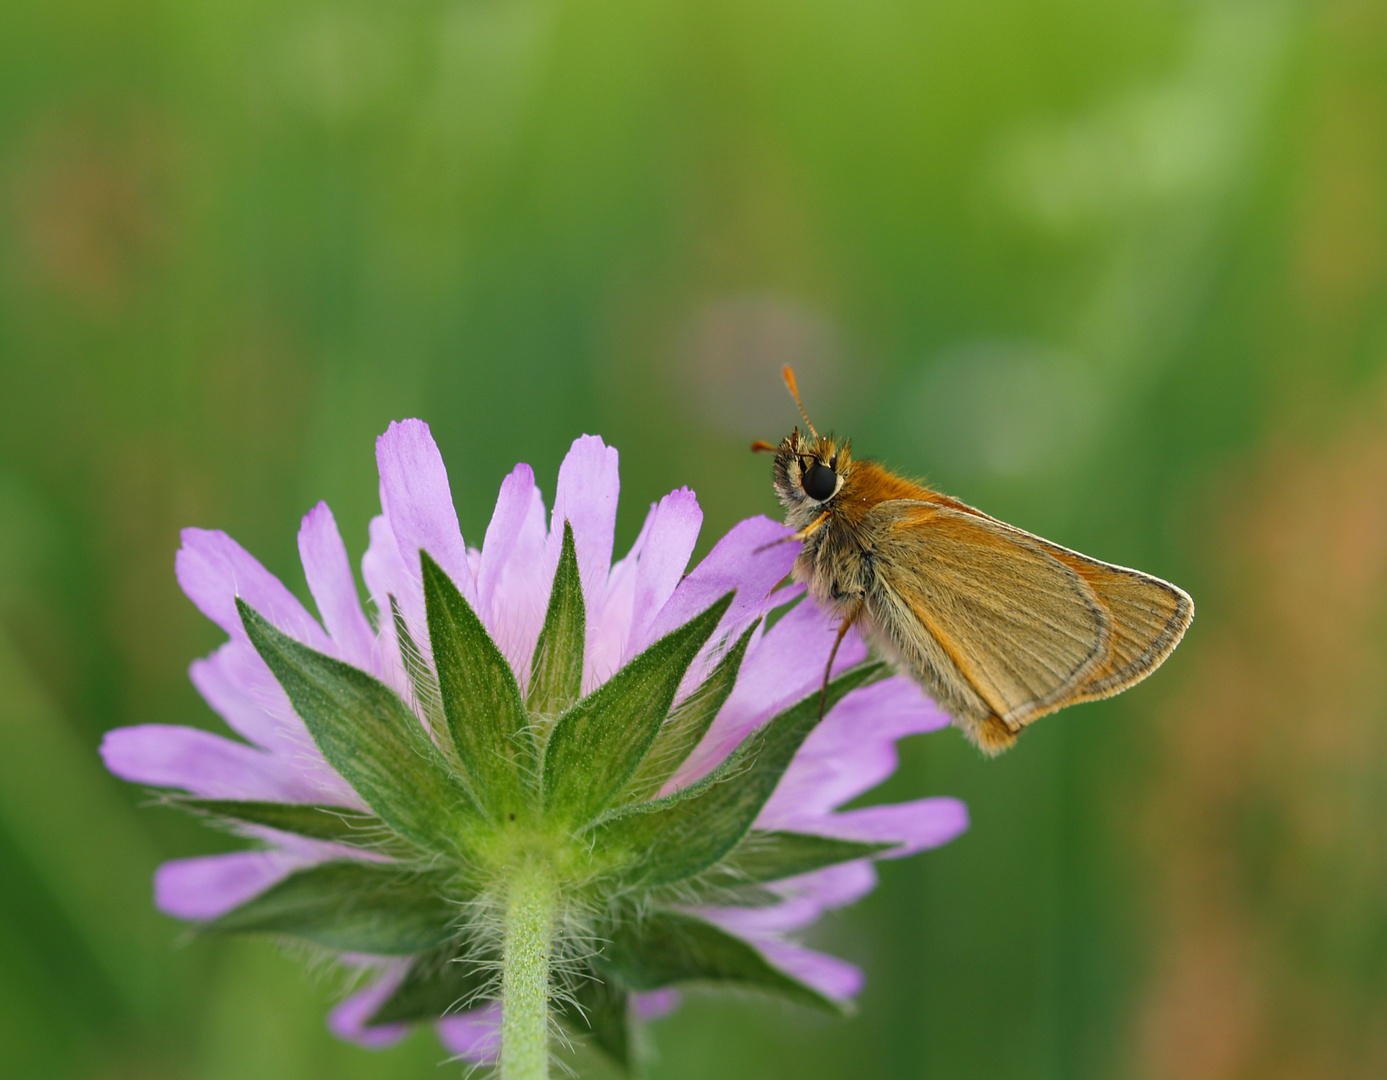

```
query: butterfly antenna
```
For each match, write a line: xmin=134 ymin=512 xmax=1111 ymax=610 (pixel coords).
xmin=781 ymin=365 xmax=820 ymax=440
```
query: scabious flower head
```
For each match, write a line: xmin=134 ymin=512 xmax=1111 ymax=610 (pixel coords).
xmin=102 ymin=420 xmax=967 ymax=1075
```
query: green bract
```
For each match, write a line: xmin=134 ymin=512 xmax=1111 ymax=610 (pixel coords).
xmin=192 ymin=520 xmax=889 ymax=1071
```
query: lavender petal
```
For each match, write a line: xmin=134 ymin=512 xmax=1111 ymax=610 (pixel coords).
xmin=759 ymin=680 xmax=949 ymax=822
xmin=188 ymin=640 xmax=306 ymax=755
xmin=176 ymin=528 xmax=331 ymax=652
xmin=549 ymin=435 xmax=620 ymax=628
xmin=584 ymin=501 xmax=651 ymax=691
xmin=298 ymin=501 xmax=378 ymax=672
xmin=485 ymin=482 xmax=551 ymax=686
xmin=359 ymin=513 xmax=415 ymax=697
xmin=436 ymin=1001 xmax=503 ymax=1063
xmin=701 ymin=861 xmax=878 ymax=935
xmin=328 ymin=964 xmax=411 ymax=1049
xmin=778 ymin=797 xmax=970 ymax=857
xmin=671 ymin=594 xmax=867 ymax=787
xmin=476 ymin=464 xmax=540 ymax=621
xmin=153 ymin=850 xmax=304 ymax=920
xmin=375 ymin=419 xmax=476 ymax=607
xmin=623 ymin=487 xmax=703 ymax=661
xmin=100 ymin=725 xmax=327 ymax=803
xmin=644 ymin=516 xmax=797 ymax=649
xmin=747 ymin=938 xmax=865 ymax=1002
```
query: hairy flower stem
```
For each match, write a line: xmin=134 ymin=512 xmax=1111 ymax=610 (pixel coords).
xmin=500 ymin=860 xmax=557 ymax=1080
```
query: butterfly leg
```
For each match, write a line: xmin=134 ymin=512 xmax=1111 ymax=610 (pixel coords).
xmin=795 ymin=511 xmax=833 ymax=543
xmin=819 ymin=601 xmax=864 ymax=718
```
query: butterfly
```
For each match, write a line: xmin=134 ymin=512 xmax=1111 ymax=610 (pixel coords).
xmin=754 ymin=366 xmax=1193 ymax=754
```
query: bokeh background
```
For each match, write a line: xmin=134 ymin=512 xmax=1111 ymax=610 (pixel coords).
xmin=2 ymin=0 xmax=1386 ymax=1077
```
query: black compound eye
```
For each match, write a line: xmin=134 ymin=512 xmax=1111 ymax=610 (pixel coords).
xmin=803 ymin=462 xmax=838 ymax=501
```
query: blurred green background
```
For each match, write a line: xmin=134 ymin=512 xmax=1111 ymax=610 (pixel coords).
xmin=2 ymin=0 xmax=1386 ymax=1077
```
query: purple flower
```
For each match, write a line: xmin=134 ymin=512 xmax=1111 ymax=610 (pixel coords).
xmin=101 ymin=420 xmax=967 ymax=1075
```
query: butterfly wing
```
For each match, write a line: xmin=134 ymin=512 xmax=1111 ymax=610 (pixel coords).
xmin=862 ymin=500 xmax=1113 ymax=751
xmin=921 ymin=492 xmax=1195 ymax=704
xmin=1016 ymin=547 xmax=1191 ymax=703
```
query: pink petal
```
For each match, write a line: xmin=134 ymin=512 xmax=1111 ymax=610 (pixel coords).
xmin=329 ymin=964 xmax=411 ymax=1049
xmin=643 ymin=516 xmax=797 ymax=649
xmin=699 ymin=861 xmax=878 ymax=936
xmin=730 ymin=596 xmax=869 ymax=729
xmin=647 ymin=515 xmax=804 ymax=732
xmin=624 ymin=487 xmax=703 ymax=661
xmin=153 ymin=849 xmax=304 ymax=920
xmin=188 ymin=641 xmax=306 ymax=755
xmin=245 ymin=831 xmax=384 ymax=864
xmin=474 ymin=465 xmax=554 ymax=682
xmin=670 ymin=595 xmax=867 ymax=788
xmin=187 ymin=643 xmax=364 ymax=806
xmin=176 ymin=529 xmax=331 ymax=652
xmin=375 ymin=419 xmax=476 ymax=608
xmin=759 ymin=679 xmax=948 ymax=821
xmin=764 ymin=734 xmax=901 ymax=826
xmin=632 ymin=988 xmax=681 ymax=1020
xmin=584 ymin=503 xmax=653 ymax=691
xmin=359 ymin=513 xmax=414 ymax=698
xmin=100 ymin=725 xmax=326 ymax=803
xmin=436 ymin=1002 xmax=502 ymax=1063
xmin=813 ymin=675 xmax=951 ymax=744
xmin=747 ymin=939 xmax=864 ymax=1002
xmin=769 ymin=859 xmax=880 ymax=912
xmin=778 ymin=797 xmax=970 ymax=857
xmin=298 ymin=502 xmax=377 ymax=671
xmin=696 ymin=891 xmax=870 ymax=1002
xmin=476 ymin=464 xmax=539 ymax=620
xmin=548 ymin=435 xmax=620 ymax=621
xmin=485 ymin=482 xmax=551 ymax=686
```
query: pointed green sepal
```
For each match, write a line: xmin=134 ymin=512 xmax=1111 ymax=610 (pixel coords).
xmin=421 ymin=550 xmax=536 ymax=821
xmin=619 ymin=618 xmax=758 ymax=805
xmin=590 ymin=661 xmax=887 ymax=886
xmin=705 ymin=830 xmax=894 ymax=885
xmin=238 ymin=600 xmax=478 ymax=854
xmin=366 ymin=947 xmax=492 ymax=1026
xmin=390 ymin=596 xmax=454 ymax=770
xmin=527 ymin=520 xmax=585 ymax=718
xmin=597 ymin=909 xmax=844 ymax=1016
xmin=557 ymin=975 xmax=631 ymax=1072
xmin=542 ymin=592 xmax=735 ymax=827
xmin=652 ymin=879 xmax=782 ymax=911
xmin=168 ymin=798 xmax=397 ymax=849
xmin=203 ymin=861 xmax=466 ymax=954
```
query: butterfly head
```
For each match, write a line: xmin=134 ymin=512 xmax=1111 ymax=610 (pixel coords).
xmin=766 ymin=428 xmax=853 ymax=528
xmin=748 ymin=366 xmax=857 ymax=528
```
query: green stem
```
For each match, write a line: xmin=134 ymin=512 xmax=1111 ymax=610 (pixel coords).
xmin=500 ymin=860 xmax=555 ymax=1080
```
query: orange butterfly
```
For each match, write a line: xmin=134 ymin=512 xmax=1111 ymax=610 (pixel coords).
xmin=754 ymin=366 xmax=1193 ymax=754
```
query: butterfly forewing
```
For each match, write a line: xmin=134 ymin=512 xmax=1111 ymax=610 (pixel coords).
xmin=1027 ymin=550 xmax=1192 ymax=703
xmin=920 ymin=493 xmax=1195 ymax=703
xmin=866 ymin=502 xmax=1112 ymax=733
